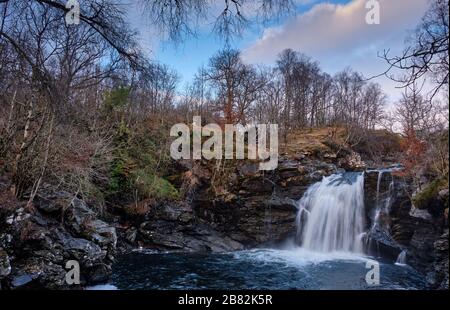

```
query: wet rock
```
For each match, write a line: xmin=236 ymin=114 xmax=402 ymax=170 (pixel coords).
xmin=194 ymin=194 xmax=297 ymax=246
xmin=365 ymin=227 xmax=403 ymax=262
xmin=137 ymin=202 xmax=244 ymax=252
xmin=431 ymin=230 xmax=449 ymax=289
xmin=407 ymin=223 xmax=439 ymax=272
xmin=264 ymin=196 xmax=298 ymax=211
xmin=86 ymin=263 xmax=111 ymax=284
xmin=139 ymin=220 xmax=243 ymax=252
xmin=364 ymin=171 xmax=390 ymax=214
xmin=0 ymin=248 xmax=11 ymax=278
xmin=309 ymin=170 xmax=327 ymax=182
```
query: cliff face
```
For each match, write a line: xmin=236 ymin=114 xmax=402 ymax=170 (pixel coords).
xmin=364 ymin=170 xmax=449 ymax=289
xmin=391 ymin=185 xmax=449 ymax=289
xmin=191 ymin=158 xmax=338 ymax=247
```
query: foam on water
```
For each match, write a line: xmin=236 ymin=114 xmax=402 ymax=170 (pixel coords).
xmin=86 ymin=284 xmax=118 ymax=290
xmin=232 ymin=248 xmax=369 ymax=268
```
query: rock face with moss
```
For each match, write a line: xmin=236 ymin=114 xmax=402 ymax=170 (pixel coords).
xmin=407 ymin=180 xmax=449 ymax=289
xmin=364 ymin=170 xmax=449 ymax=289
xmin=412 ymin=178 xmax=449 ymax=217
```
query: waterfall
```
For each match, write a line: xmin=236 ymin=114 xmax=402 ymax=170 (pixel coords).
xmin=295 ymin=173 xmax=365 ymax=253
xmin=372 ymin=171 xmax=384 ymax=230
xmin=372 ymin=170 xmax=394 ymax=230
xmin=395 ymin=250 xmax=407 ymax=265
xmin=366 ymin=168 xmax=404 ymax=259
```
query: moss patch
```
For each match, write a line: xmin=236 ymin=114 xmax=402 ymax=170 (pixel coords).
xmin=413 ymin=178 xmax=449 ymax=210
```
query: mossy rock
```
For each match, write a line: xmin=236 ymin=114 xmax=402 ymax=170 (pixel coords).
xmin=413 ymin=178 xmax=449 ymax=215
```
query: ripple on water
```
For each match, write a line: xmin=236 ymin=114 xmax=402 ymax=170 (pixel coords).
xmin=107 ymin=248 xmax=427 ymax=290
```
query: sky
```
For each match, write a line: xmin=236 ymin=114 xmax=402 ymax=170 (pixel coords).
xmin=125 ymin=0 xmax=430 ymax=104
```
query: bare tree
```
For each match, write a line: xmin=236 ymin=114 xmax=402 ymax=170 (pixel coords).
xmin=395 ymin=82 xmax=441 ymax=136
xmin=141 ymin=0 xmax=294 ymax=41
xmin=379 ymin=0 xmax=449 ymax=99
xmin=204 ymin=48 xmax=264 ymax=125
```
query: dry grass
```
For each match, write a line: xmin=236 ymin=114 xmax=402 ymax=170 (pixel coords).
xmin=280 ymin=127 xmax=346 ymax=157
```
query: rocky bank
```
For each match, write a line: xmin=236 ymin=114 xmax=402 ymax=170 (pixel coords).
xmin=0 ymin=140 xmax=448 ymax=289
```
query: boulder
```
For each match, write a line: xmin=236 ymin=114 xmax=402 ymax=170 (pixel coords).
xmin=64 ymin=198 xmax=117 ymax=252
xmin=138 ymin=202 xmax=244 ymax=252
xmin=64 ymin=198 xmax=96 ymax=235
xmin=84 ymin=220 xmax=117 ymax=250
xmin=34 ymin=190 xmax=71 ymax=213
xmin=365 ymin=227 xmax=403 ymax=262
xmin=55 ymin=230 xmax=105 ymax=267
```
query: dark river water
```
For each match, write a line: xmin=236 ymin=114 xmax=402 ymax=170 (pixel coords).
xmin=90 ymin=248 xmax=428 ymax=290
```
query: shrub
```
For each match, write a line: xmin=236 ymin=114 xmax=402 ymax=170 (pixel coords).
xmin=104 ymin=87 xmax=131 ymax=112
xmin=106 ymin=119 xmax=179 ymax=203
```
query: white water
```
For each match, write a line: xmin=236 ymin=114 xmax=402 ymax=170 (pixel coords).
xmin=296 ymin=173 xmax=366 ymax=253
xmin=86 ymin=284 xmax=118 ymax=290
xmin=372 ymin=170 xmax=394 ymax=230
xmin=233 ymin=247 xmax=367 ymax=267
xmin=395 ymin=250 xmax=407 ymax=266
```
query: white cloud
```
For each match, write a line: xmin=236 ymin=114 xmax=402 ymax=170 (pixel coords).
xmin=241 ymin=0 xmax=430 ymax=102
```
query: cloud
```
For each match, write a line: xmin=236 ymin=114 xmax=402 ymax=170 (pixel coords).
xmin=242 ymin=0 xmax=429 ymax=62
xmin=241 ymin=0 xmax=430 ymax=101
